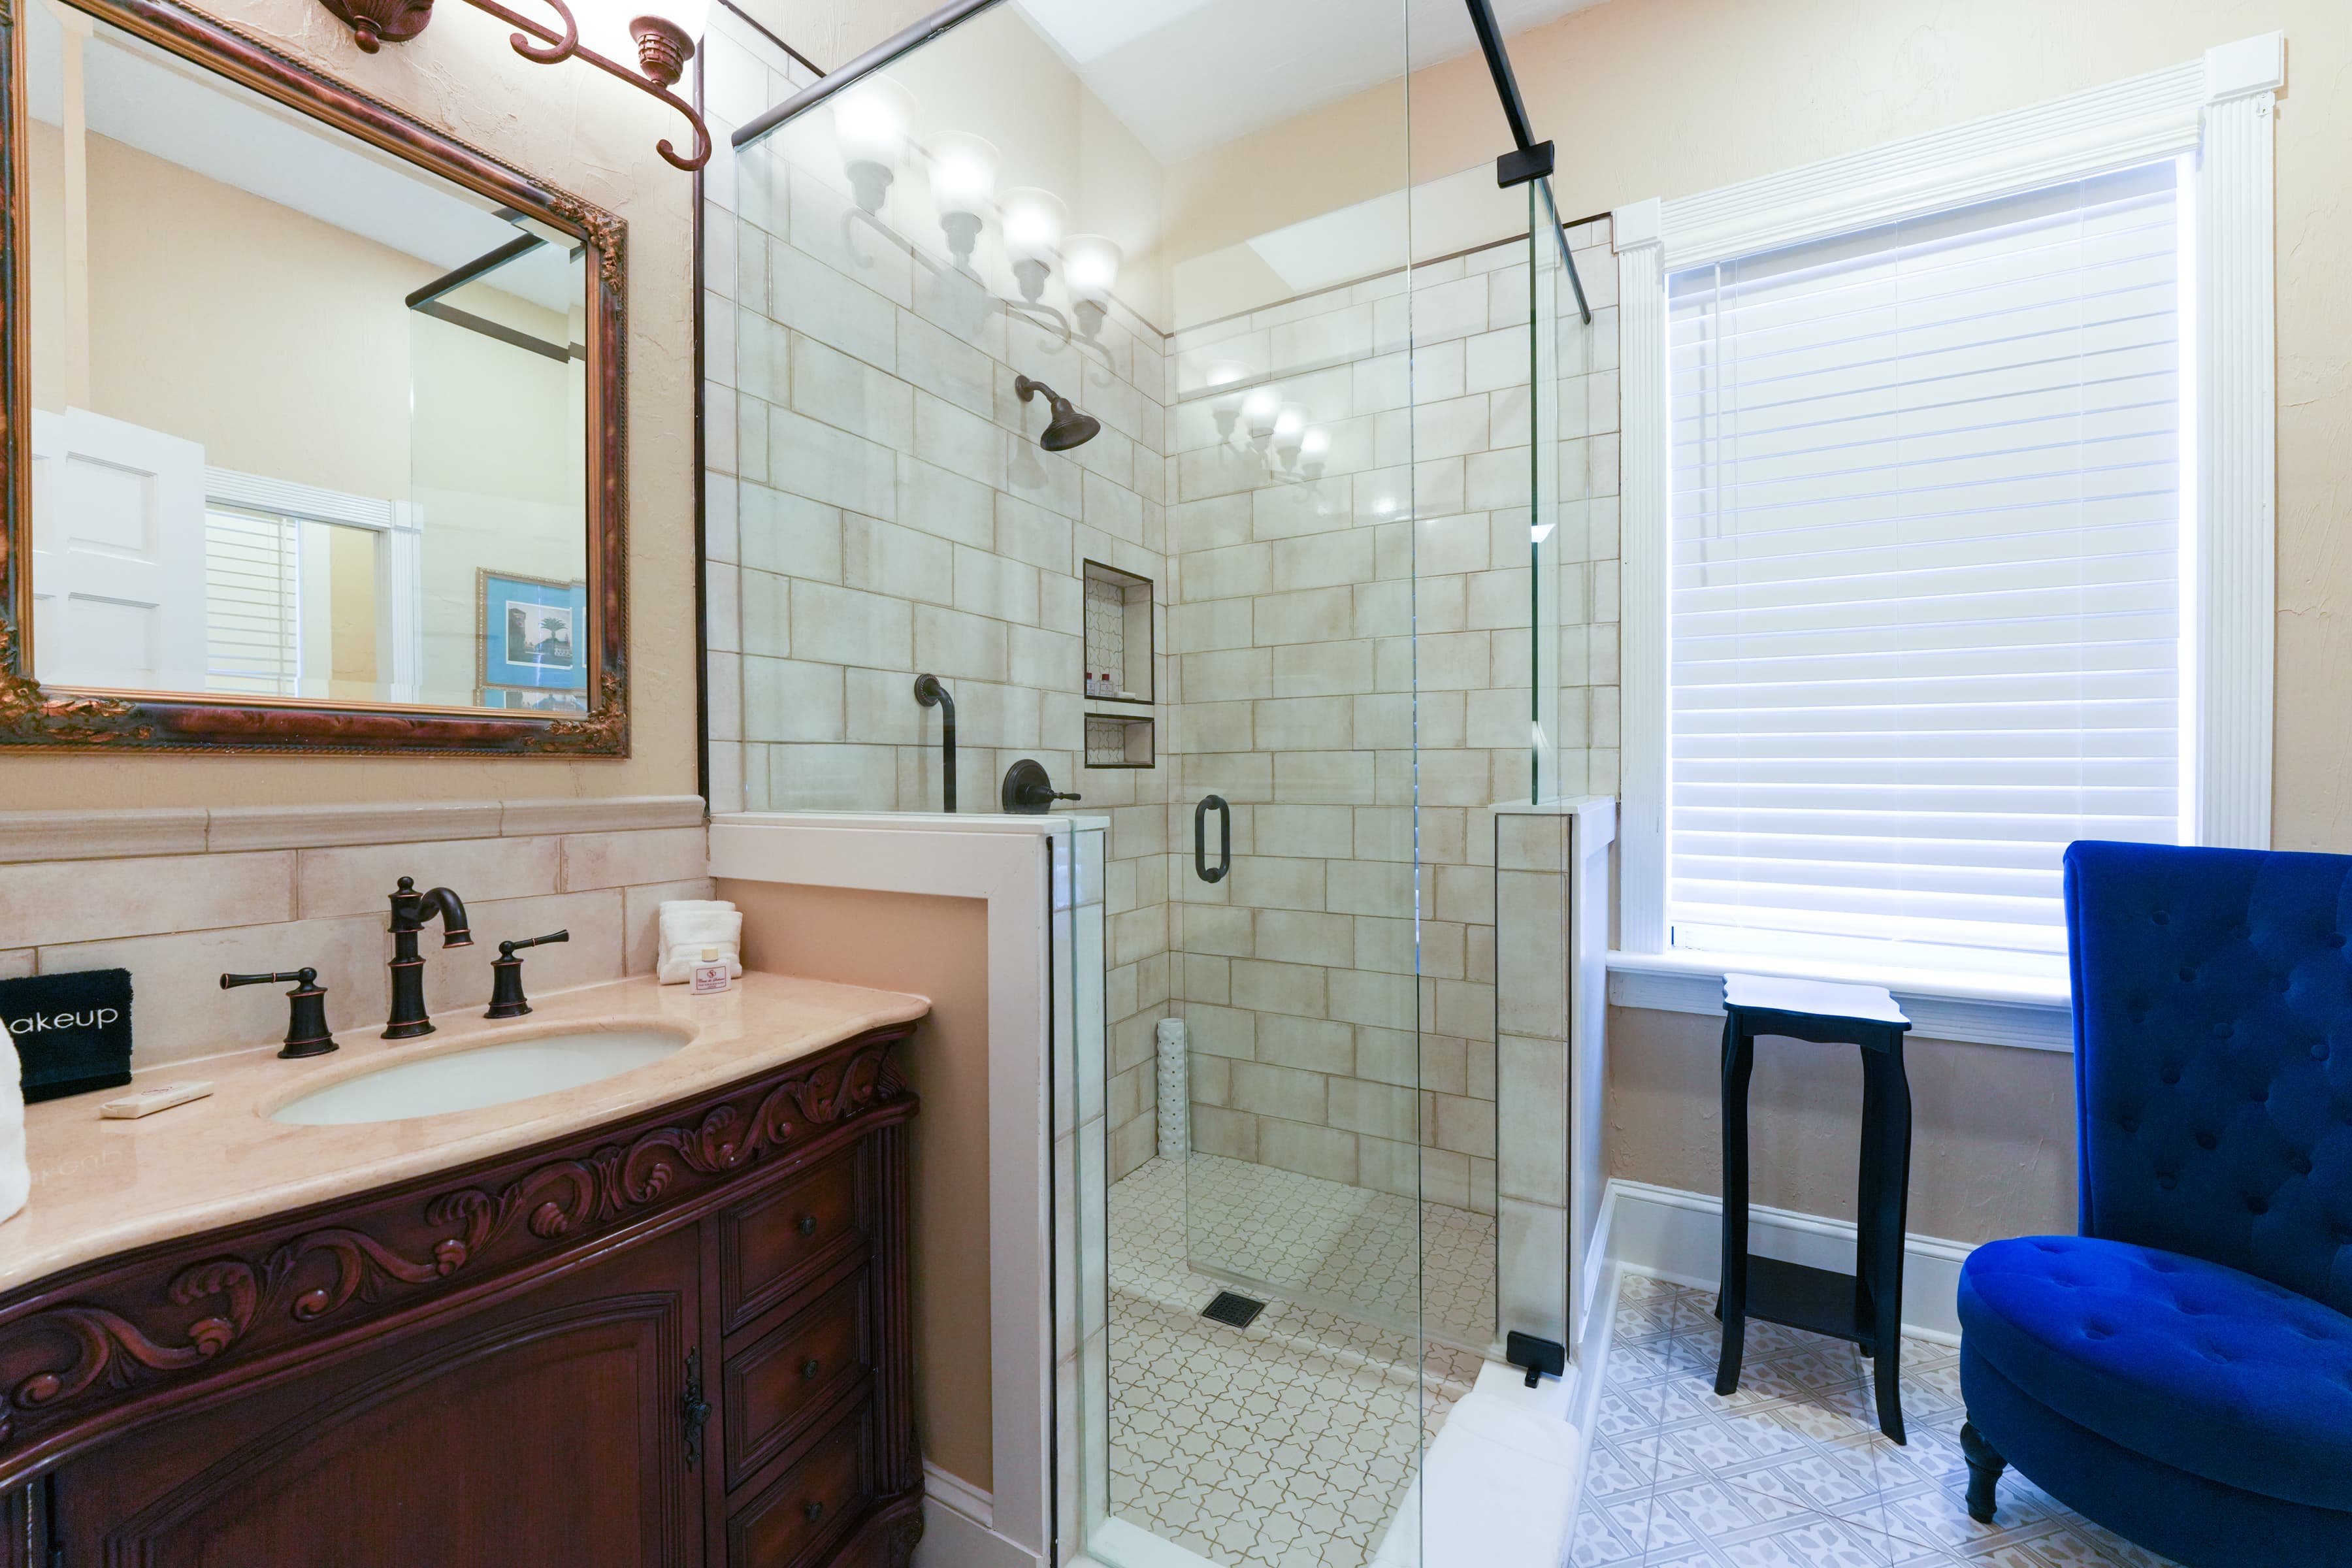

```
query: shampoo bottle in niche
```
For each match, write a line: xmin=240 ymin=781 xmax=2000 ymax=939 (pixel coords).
xmin=691 ymin=948 xmax=732 ymax=995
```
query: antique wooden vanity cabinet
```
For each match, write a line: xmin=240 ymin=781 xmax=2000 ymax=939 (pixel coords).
xmin=0 ymin=1028 xmax=922 ymax=1567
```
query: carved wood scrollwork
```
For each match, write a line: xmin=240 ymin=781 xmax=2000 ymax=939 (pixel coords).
xmin=0 ymin=1031 xmax=905 ymax=1466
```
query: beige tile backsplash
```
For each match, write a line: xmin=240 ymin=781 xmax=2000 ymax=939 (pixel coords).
xmin=1 ymin=798 xmax=712 ymax=1073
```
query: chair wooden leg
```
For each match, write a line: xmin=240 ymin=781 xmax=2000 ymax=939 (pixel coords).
xmin=1959 ymin=1421 xmax=2006 ymax=1524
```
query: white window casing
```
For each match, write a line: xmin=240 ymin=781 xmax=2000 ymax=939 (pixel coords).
xmin=1610 ymin=33 xmax=2283 ymax=1047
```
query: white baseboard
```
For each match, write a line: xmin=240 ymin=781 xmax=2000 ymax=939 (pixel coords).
xmin=915 ymin=1464 xmax=1038 ymax=1568
xmin=1601 ymin=1177 xmax=1970 ymax=1343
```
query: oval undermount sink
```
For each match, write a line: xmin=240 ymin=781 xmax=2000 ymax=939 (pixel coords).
xmin=268 ymin=1027 xmax=690 ymax=1126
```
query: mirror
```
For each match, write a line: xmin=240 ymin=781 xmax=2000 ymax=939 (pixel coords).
xmin=0 ymin=0 xmax=628 ymax=753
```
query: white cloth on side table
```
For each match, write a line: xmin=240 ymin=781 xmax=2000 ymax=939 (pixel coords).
xmin=658 ymin=901 xmax=743 ymax=985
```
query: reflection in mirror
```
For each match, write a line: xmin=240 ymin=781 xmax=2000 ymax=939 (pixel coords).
xmin=24 ymin=0 xmax=589 ymax=710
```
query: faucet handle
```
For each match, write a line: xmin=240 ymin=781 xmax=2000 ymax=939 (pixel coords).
xmin=499 ymin=930 xmax=570 ymax=959
xmin=220 ymin=968 xmax=338 ymax=1059
xmin=486 ymin=931 xmax=569 ymax=1020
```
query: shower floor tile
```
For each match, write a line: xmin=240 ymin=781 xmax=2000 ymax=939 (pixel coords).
xmin=1105 ymin=1155 xmax=1488 ymax=1568
xmin=1572 ymin=1273 xmax=2185 ymax=1568
xmin=1175 ymin=1152 xmax=1497 ymax=1348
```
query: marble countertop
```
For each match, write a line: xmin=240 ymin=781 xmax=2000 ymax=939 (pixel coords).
xmin=0 ymin=972 xmax=930 ymax=1297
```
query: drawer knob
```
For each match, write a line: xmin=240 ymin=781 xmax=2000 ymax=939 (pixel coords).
xmin=802 ymin=1357 xmax=823 ymax=1381
xmin=804 ymin=1500 xmax=825 ymax=1524
xmin=796 ymin=1214 xmax=819 ymax=1237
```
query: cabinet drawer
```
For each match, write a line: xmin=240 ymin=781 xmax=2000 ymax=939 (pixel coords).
xmin=726 ymin=1266 xmax=873 ymax=1488
xmin=721 ymin=1149 xmax=867 ymax=1330
xmin=727 ymin=1399 xmax=873 ymax=1568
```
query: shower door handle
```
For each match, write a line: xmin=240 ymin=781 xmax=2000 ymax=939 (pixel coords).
xmin=1194 ymin=795 xmax=1231 ymax=884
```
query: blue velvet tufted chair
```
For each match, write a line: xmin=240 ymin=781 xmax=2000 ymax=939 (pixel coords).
xmin=1955 ymin=841 xmax=2352 ymax=1567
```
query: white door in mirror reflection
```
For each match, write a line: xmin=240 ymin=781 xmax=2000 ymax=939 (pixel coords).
xmin=30 ymin=408 xmax=206 ymax=693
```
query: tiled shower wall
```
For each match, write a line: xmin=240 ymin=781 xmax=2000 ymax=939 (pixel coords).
xmin=1166 ymin=220 xmax=1621 ymax=1217
xmin=698 ymin=16 xmax=1171 ymax=1183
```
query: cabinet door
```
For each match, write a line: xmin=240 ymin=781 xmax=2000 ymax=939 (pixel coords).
xmin=50 ymin=1228 xmax=704 ymax=1568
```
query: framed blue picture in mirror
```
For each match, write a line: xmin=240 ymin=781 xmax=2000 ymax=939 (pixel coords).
xmin=478 ymin=571 xmax=588 ymax=693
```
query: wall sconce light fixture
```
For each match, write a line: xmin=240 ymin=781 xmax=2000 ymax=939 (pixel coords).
xmin=1064 ymin=235 xmax=1121 ymax=340
xmin=928 ymin=132 xmax=1000 ymax=267
xmin=836 ymin=73 xmax=915 ymax=213
xmin=318 ymin=0 xmax=713 ymax=169
xmin=1002 ymin=188 xmax=1068 ymax=304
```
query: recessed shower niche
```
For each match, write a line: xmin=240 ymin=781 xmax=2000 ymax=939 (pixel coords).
xmin=1081 ymin=559 xmax=1152 ymax=706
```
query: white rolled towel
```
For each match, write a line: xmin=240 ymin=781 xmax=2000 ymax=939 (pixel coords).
xmin=658 ymin=901 xmax=743 ymax=985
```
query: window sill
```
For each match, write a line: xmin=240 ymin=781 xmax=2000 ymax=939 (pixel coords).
xmin=1605 ymin=949 xmax=2074 ymax=1052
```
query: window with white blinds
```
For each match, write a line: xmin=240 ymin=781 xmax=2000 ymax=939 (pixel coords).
xmin=204 ymin=506 xmax=300 ymax=696
xmin=1666 ymin=160 xmax=2186 ymax=983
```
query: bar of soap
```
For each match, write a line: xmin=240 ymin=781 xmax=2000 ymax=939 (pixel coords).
xmin=99 ymin=1081 xmax=214 ymax=1120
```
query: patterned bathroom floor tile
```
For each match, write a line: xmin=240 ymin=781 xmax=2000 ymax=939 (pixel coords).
xmin=1572 ymin=1276 xmax=2186 ymax=1568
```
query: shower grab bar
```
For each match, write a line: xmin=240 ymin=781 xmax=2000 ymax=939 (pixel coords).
xmin=1194 ymin=795 xmax=1231 ymax=884
xmin=913 ymin=674 xmax=956 ymax=812
xmin=734 ymin=0 xmax=1005 ymax=149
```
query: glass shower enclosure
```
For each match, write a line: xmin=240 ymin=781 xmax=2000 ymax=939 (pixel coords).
xmin=721 ymin=1 xmax=1603 ymax=1561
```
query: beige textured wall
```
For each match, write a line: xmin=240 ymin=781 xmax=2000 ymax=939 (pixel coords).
xmin=1610 ymin=1006 xmax=2081 ymax=1244
xmin=3 ymin=0 xmax=700 ymax=807
xmin=728 ymin=0 xmax=936 ymax=72
xmin=719 ymin=878 xmax=996 ymax=1491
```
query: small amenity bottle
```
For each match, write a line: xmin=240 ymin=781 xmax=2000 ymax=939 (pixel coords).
xmin=691 ymin=947 xmax=731 ymax=995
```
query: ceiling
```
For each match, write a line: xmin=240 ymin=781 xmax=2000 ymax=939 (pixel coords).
xmin=1010 ymin=0 xmax=1607 ymax=164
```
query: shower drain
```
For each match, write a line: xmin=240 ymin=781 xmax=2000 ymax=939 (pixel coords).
xmin=1200 ymin=1290 xmax=1265 ymax=1329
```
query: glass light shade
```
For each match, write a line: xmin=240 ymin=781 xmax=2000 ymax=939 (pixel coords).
xmin=1001 ymin=188 xmax=1068 ymax=265
xmin=833 ymin=74 xmax=914 ymax=169
xmin=1273 ymin=402 xmax=1308 ymax=446
xmin=1242 ymin=387 xmax=1280 ymax=436
xmin=1064 ymin=235 xmax=1122 ymax=305
xmin=1300 ymin=428 xmax=1330 ymax=459
xmin=1206 ymin=360 xmax=1249 ymax=388
xmin=927 ymin=133 xmax=1000 ymax=218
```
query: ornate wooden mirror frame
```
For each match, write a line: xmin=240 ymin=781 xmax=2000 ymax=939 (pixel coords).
xmin=0 ymin=0 xmax=629 ymax=755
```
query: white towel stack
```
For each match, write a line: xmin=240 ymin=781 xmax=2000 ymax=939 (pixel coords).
xmin=658 ymin=900 xmax=744 ymax=985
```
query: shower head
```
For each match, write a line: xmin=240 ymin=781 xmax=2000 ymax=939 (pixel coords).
xmin=1014 ymin=375 xmax=1102 ymax=452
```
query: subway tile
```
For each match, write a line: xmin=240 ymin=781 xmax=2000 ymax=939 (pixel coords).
xmin=768 ymin=238 xmax=897 ymax=369
xmin=1253 ymin=909 xmax=1353 ymax=968
xmin=791 ymin=333 xmax=913 ymax=449
xmin=1190 ymin=1105 xmax=1258 ymax=1162
xmin=1256 ymin=1119 xmax=1356 ymax=1184
xmin=1230 ymin=959 xmax=1326 ymax=1019
xmin=740 ymin=484 xmax=844 ymax=583
xmin=0 ymin=852 xmax=293 ymax=949
xmin=1432 ymin=1091 xmax=1497 ymax=1159
xmin=1230 ymin=1060 xmax=1327 ymax=1124
xmin=770 ymin=408 xmax=896 ymax=519
xmin=1328 ymin=1077 xmax=1417 ymax=1142
xmin=898 ymin=309 xmax=997 ymax=416
xmin=743 ymin=655 xmax=848 ymax=742
xmin=913 ymin=393 xmax=1007 ymax=490
xmin=299 ymin=837 xmax=558 ymax=920
xmin=844 ymin=515 xmax=956 ymax=606
xmin=1254 ymin=1014 xmax=1353 ymax=1075
xmin=1496 ymin=1034 xmax=1569 ymax=1205
xmin=561 ymin=826 xmax=710 ymax=892
xmin=42 ymin=911 xmax=389 ymax=1068
xmin=787 ymin=580 xmax=911 ymax=669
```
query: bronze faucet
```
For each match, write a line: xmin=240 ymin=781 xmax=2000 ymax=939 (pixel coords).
xmin=384 ymin=877 xmax=472 ymax=1039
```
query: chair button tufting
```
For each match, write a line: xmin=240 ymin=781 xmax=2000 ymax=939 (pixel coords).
xmin=2330 ymin=934 xmax=2347 ymax=949
xmin=2249 ymin=1198 xmax=2269 ymax=1215
xmin=2214 ymin=1024 xmax=2233 ymax=1038
xmin=2197 ymin=1132 xmax=2217 ymax=1149
xmin=2163 ymin=1068 xmax=2182 ymax=1085
xmin=2178 ymin=968 xmax=2197 ymax=981
xmin=2159 ymin=1174 xmax=2179 ymax=1190
xmin=2251 ymin=1086 xmax=2270 ymax=1102
xmin=2152 ymin=912 xmax=2169 ymax=925
xmin=2293 ymin=1155 xmax=2313 ymax=1174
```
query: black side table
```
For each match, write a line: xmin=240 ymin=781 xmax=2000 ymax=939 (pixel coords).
xmin=1716 ymin=976 xmax=1914 ymax=1443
